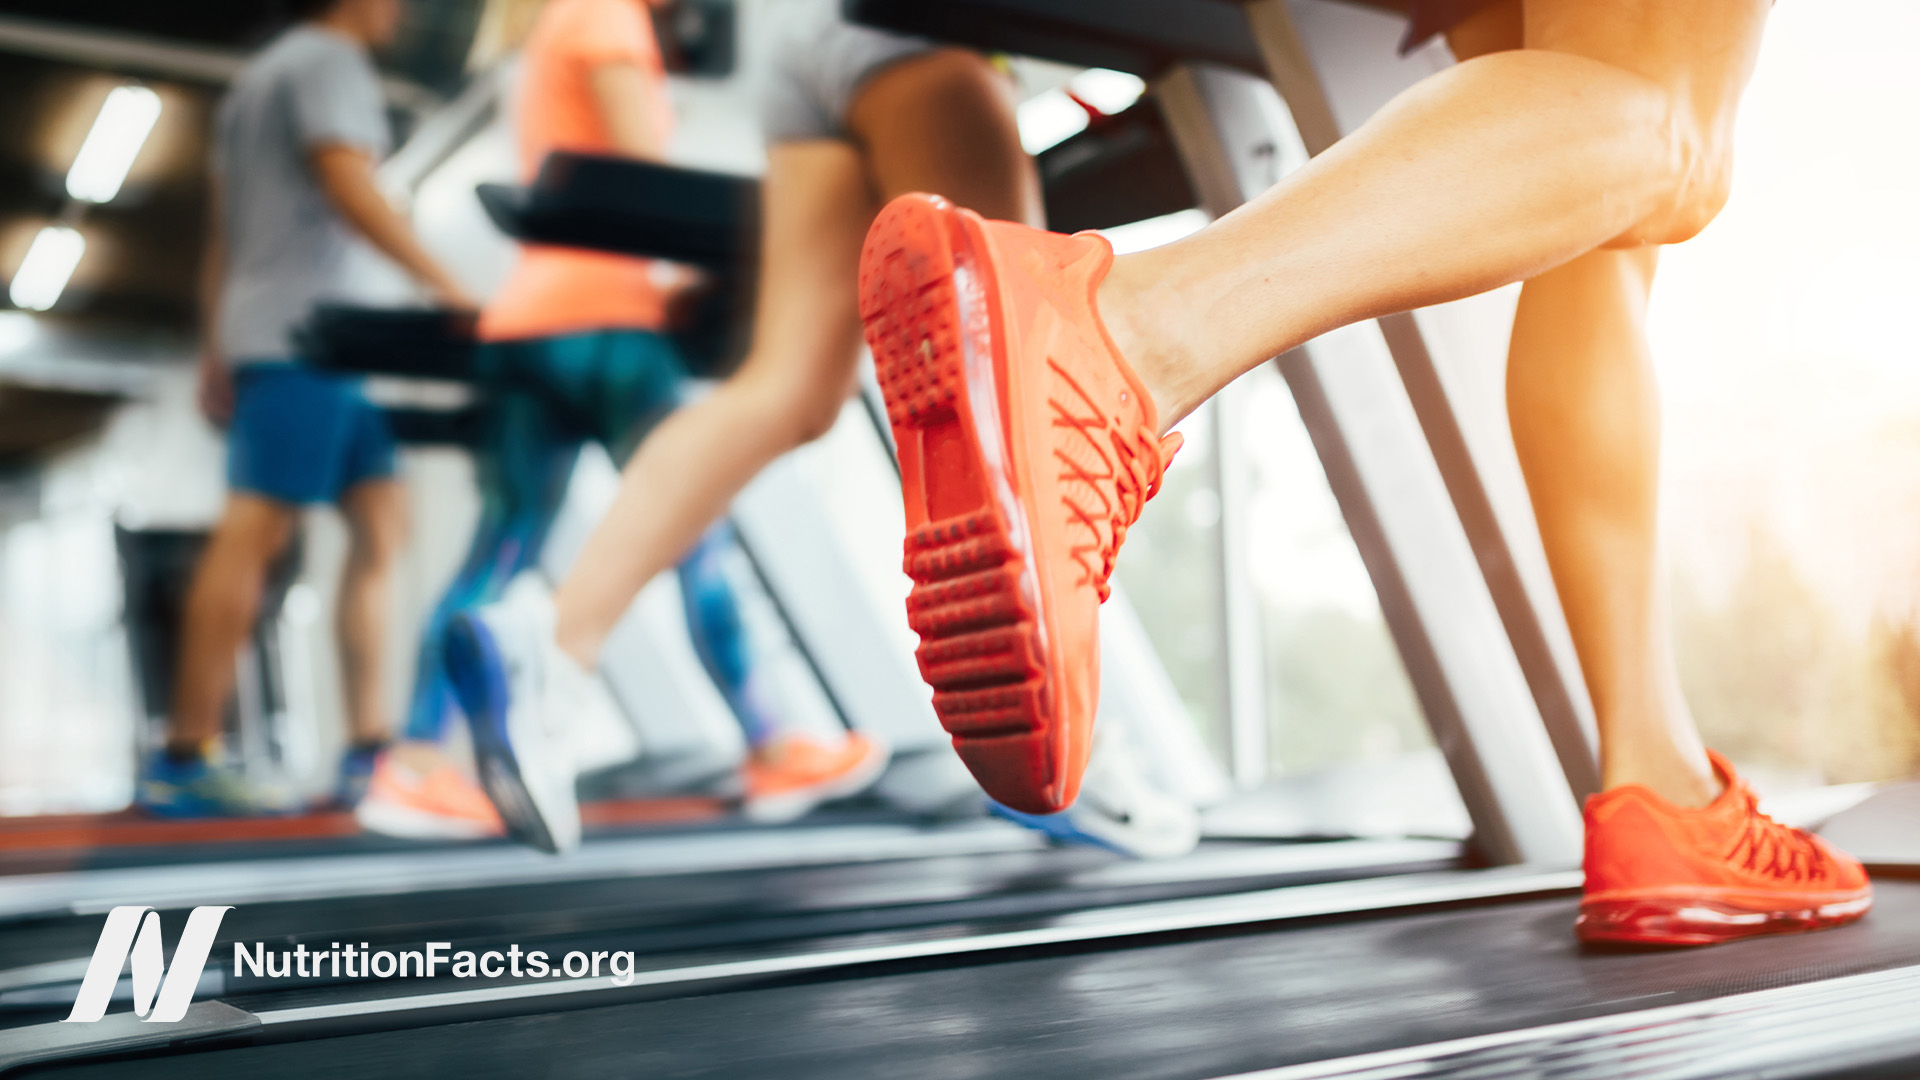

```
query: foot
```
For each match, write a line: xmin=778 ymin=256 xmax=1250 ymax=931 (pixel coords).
xmin=1578 ymin=750 xmax=1872 ymax=947
xmin=742 ymin=732 xmax=891 ymax=824
xmin=354 ymin=751 xmax=505 ymax=840
xmin=858 ymin=193 xmax=1180 ymax=813
xmin=443 ymin=572 xmax=621 ymax=854
xmin=136 ymin=749 xmax=269 ymax=819
xmin=989 ymin=726 xmax=1200 ymax=859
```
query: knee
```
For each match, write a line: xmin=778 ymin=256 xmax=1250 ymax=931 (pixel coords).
xmin=1634 ymin=105 xmax=1735 ymax=246
xmin=347 ymin=502 xmax=408 ymax=572
xmin=197 ymin=505 xmax=294 ymax=589
xmin=787 ymin=386 xmax=846 ymax=446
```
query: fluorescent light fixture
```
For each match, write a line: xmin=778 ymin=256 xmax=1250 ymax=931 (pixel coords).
xmin=1017 ymin=89 xmax=1088 ymax=155
xmin=66 ymin=85 xmax=162 ymax=204
xmin=9 ymin=226 xmax=86 ymax=311
xmin=1068 ymin=69 xmax=1147 ymax=116
xmin=1016 ymin=69 xmax=1151 ymax=156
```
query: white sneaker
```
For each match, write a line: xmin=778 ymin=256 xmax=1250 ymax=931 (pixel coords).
xmin=443 ymin=573 xmax=621 ymax=853
xmin=992 ymin=723 xmax=1202 ymax=859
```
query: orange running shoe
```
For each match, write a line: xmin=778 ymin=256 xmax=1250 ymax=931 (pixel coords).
xmin=859 ymin=194 xmax=1179 ymax=814
xmin=742 ymin=733 xmax=891 ymax=824
xmin=355 ymin=753 xmax=506 ymax=841
xmin=1578 ymin=750 xmax=1872 ymax=947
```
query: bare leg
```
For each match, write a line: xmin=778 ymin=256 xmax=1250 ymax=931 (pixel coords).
xmin=338 ymin=479 xmax=408 ymax=745
xmin=170 ymin=495 xmax=298 ymax=751
xmin=1508 ymin=249 xmax=1716 ymax=806
xmin=1418 ymin=4 xmax=1717 ymax=807
xmin=1096 ymin=0 xmax=1769 ymax=428
xmin=553 ymin=49 xmax=1038 ymax=664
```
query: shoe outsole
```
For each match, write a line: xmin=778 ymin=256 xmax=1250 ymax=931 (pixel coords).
xmin=859 ymin=195 xmax=1065 ymax=814
xmin=988 ymin=801 xmax=1136 ymax=858
xmin=1576 ymin=891 xmax=1874 ymax=948
xmin=444 ymin=613 xmax=559 ymax=854
xmin=355 ymin=796 xmax=503 ymax=841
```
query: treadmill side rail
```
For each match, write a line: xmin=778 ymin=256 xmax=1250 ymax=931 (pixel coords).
xmin=0 ymin=1000 xmax=260 ymax=1075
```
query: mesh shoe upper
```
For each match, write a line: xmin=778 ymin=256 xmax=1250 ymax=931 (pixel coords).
xmin=1583 ymin=750 xmax=1871 ymax=902
xmin=861 ymin=193 xmax=1177 ymax=814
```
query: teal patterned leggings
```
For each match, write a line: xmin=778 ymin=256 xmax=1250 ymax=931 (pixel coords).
xmin=404 ymin=329 xmax=775 ymax=749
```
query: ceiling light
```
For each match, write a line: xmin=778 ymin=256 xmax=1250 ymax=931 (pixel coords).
xmin=66 ymin=85 xmax=163 ymax=204
xmin=1068 ymin=69 xmax=1147 ymax=116
xmin=9 ymin=226 xmax=86 ymax=311
xmin=1017 ymin=90 xmax=1088 ymax=155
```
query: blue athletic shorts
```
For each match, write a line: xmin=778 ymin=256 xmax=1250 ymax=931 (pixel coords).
xmin=227 ymin=362 xmax=397 ymax=505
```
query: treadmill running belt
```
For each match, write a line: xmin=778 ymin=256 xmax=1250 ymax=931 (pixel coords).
xmin=25 ymin=879 xmax=1920 ymax=1080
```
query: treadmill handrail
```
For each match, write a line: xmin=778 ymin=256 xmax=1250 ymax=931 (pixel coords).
xmin=297 ymin=304 xmax=480 ymax=381
xmin=476 ymin=152 xmax=758 ymax=268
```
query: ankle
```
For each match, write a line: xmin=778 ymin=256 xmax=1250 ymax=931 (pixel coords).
xmin=551 ymin=606 xmax=601 ymax=672
xmin=1097 ymin=255 xmax=1189 ymax=433
xmin=164 ymin=738 xmax=210 ymax=765
xmin=1602 ymin=749 xmax=1721 ymax=810
xmin=390 ymin=740 xmax=447 ymax=774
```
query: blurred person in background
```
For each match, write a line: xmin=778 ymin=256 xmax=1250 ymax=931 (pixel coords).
xmin=139 ymin=0 xmax=475 ymax=817
xmin=441 ymin=0 xmax=1199 ymax=857
xmin=356 ymin=0 xmax=892 ymax=842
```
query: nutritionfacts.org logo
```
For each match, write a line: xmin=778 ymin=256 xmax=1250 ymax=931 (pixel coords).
xmin=66 ymin=905 xmax=642 ymax=1023
xmin=66 ymin=906 xmax=231 ymax=1023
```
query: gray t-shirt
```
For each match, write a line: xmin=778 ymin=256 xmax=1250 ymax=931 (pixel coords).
xmin=213 ymin=25 xmax=391 ymax=363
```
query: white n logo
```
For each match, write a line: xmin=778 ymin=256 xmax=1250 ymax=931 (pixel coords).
xmin=64 ymin=906 xmax=231 ymax=1023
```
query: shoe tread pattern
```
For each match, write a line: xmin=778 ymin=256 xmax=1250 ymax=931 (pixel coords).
xmin=861 ymin=197 xmax=1056 ymax=805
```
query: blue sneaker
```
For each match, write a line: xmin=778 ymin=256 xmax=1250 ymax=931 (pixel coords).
xmin=136 ymin=750 xmax=261 ymax=819
xmin=989 ymin=731 xmax=1200 ymax=859
xmin=443 ymin=573 xmax=623 ymax=854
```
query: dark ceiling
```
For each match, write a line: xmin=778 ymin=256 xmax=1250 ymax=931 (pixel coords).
xmin=0 ymin=56 xmax=217 ymax=332
xmin=0 ymin=0 xmax=484 ymax=343
xmin=0 ymin=0 xmax=484 ymax=90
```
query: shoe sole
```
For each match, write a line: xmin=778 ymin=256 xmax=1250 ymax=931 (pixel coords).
xmin=1576 ymin=891 xmax=1874 ymax=948
xmin=444 ymin=613 xmax=561 ymax=854
xmin=988 ymin=801 xmax=1135 ymax=857
xmin=859 ymin=196 xmax=1065 ymax=814
xmin=988 ymin=799 xmax=1201 ymax=860
xmin=355 ymin=796 xmax=503 ymax=841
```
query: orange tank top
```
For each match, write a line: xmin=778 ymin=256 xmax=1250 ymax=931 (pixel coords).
xmin=478 ymin=0 xmax=677 ymax=343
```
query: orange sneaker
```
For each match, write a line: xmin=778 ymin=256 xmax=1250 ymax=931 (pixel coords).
xmin=1578 ymin=751 xmax=1872 ymax=947
xmin=355 ymin=753 xmax=506 ymax=841
xmin=742 ymin=733 xmax=891 ymax=824
xmin=858 ymin=193 xmax=1179 ymax=814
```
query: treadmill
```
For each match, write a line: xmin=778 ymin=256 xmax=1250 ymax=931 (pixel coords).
xmin=0 ymin=82 xmax=1473 ymax=1067
xmin=5 ymin=5 xmax=1914 ymax=1074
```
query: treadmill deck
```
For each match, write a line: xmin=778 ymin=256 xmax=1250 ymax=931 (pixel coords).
xmin=19 ymin=878 xmax=1920 ymax=1080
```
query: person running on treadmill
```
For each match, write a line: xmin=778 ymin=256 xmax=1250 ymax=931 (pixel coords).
xmin=356 ymin=0 xmax=889 ymax=841
xmin=138 ymin=0 xmax=476 ymax=818
xmin=852 ymin=0 xmax=1874 ymax=946
xmin=441 ymin=0 xmax=1200 ymax=857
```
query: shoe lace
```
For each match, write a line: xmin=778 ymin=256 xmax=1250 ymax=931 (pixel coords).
xmin=1725 ymin=786 xmax=1830 ymax=883
xmin=1048 ymin=364 xmax=1172 ymax=602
